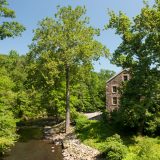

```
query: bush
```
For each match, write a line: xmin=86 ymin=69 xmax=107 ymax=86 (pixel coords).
xmin=70 ymin=107 xmax=79 ymax=123
xmin=102 ymin=109 xmax=111 ymax=122
xmin=124 ymin=137 xmax=160 ymax=160
xmin=75 ymin=113 xmax=90 ymax=131
xmin=0 ymin=105 xmax=18 ymax=154
xmin=144 ymin=116 xmax=160 ymax=136
xmin=0 ymin=137 xmax=15 ymax=154
xmin=135 ymin=138 xmax=160 ymax=160
xmin=104 ymin=134 xmax=128 ymax=160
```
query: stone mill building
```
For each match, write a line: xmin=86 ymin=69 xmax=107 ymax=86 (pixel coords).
xmin=106 ymin=69 xmax=130 ymax=112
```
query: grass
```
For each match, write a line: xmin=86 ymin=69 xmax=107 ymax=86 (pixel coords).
xmin=75 ymin=114 xmax=160 ymax=159
xmin=75 ymin=115 xmax=134 ymax=151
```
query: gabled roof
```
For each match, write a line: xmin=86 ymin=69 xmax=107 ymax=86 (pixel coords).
xmin=106 ymin=69 xmax=129 ymax=83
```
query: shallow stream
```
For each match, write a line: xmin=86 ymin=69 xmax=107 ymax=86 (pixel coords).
xmin=3 ymin=127 xmax=63 ymax=160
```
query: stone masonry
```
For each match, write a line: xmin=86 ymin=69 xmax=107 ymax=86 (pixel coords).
xmin=106 ymin=69 xmax=130 ymax=112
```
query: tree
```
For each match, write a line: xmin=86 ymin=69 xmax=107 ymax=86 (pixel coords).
xmin=97 ymin=69 xmax=115 ymax=108
xmin=0 ymin=52 xmax=31 ymax=118
xmin=0 ymin=0 xmax=25 ymax=152
xmin=106 ymin=1 xmax=160 ymax=134
xmin=64 ymin=68 xmax=115 ymax=113
xmin=0 ymin=0 xmax=25 ymax=39
xmin=0 ymin=67 xmax=17 ymax=154
xmin=27 ymin=6 xmax=108 ymax=132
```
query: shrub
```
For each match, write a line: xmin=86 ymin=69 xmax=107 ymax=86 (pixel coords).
xmin=135 ymin=138 xmax=160 ymax=160
xmin=0 ymin=105 xmax=18 ymax=154
xmin=124 ymin=137 xmax=160 ymax=160
xmin=144 ymin=116 xmax=160 ymax=136
xmin=102 ymin=109 xmax=110 ymax=122
xmin=70 ymin=107 xmax=79 ymax=123
xmin=75 ymin=113 xmax=90 ymax=131
xmin=104 ymin=134 xmax=128 ymax=160
xmin=0 ymin=137 xmax=15 ymax=154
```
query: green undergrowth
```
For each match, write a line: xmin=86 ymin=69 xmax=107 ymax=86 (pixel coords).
xmin=75 ymin=114 xmax=160 ymax=160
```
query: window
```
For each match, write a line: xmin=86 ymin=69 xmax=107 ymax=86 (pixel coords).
xmin=123 ymin=75 xmax=128 ymax=81
xmin=112 ymin=97 xmax=118 ymax=105
xmin=112 ymin=86 xmax=117 ymax=93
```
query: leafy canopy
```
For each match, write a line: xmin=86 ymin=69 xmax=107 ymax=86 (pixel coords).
xmin=27 ymin=6 xmax=109 ymax=131
xmin=106 ymin=1 xmax=160 ymax=134
xmin=0 ymin=0 xmax=25 ymax=39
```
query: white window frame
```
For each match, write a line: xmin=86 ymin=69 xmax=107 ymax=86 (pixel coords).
xmin=112 ymin=97 xmax=118 ymax=105
xmin=112 ymin=85 xmax=117 ymax=93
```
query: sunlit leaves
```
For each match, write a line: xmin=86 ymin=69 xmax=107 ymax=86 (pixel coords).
xmin=106 ymin=1 xmax=160 ymax=134
xmin=0 ymin=0 xmax=25 ymax=40
xmin=27 ymin=6 xmax=109 ymax=125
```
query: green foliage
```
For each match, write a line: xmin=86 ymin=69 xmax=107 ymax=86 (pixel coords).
xmin=106 ymin=0 xmax=160 ymax=134
xmin=135 ymin=138 xmax=160 ymax=160
xmin=75 ymin=114 xmax=160 ymax=160
xmin=75 ymin=114 xmax=120 ymax=150
xmin=0 ymin=137 xmax=16 ymax=154
xmin=124 ymin=137 xmax=160 ymax=160
xmin=0 ymin=52 xmax=43 ymax=119
xmin=70 ymin=106 xmax=79 ymax=121
xmin=0 ymin=105 xmax=17 ymax=137
xmin=0 ymin=0 xmax=25 ymax=39
xmin=0 ymin=68 xmax=15 ymax=107
xmin=104 ymin=134 xmax=128 ymax=160
xmin=27 ymin=5 xmax=109 ymax=131
xmin=0 ymin=69 xmax=18 ymax=153
xmin=71 ymin=69 xmax=114 ymax=112
xmin=0 ymin=0 xmax=25 ymax=150
xmin=75 ymin=114 xmax=128 ymax=157
xmin=97 ymin=69 xmax=115 ymax=106
xmin=75 ymin=113 xmax=90 ymax=131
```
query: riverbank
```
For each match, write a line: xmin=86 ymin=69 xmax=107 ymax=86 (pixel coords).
xmin=50 ymin=123 xmax=103 ymax=160
xmin=62 ymin=128 xmax=103 ymax=160
xmin=1 ymin=117 xmax=104 ymax=160
xmin=74 ymin=114 xmax=160 ymax=160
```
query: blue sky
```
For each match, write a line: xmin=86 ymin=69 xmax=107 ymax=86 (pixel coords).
xmin=0 ymin=0 xmax=154 ymax=72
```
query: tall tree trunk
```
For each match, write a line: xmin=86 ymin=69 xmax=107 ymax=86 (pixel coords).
xmin=65 ymin=64 xmax=70 ymax=133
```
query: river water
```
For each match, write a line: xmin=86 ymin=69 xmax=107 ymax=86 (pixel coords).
xmin=3 ymin=127 xmax=63 ymax=160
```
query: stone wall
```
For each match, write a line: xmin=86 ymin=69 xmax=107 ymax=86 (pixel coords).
xmin=106 ymin=70 xmax=130 ymax=112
